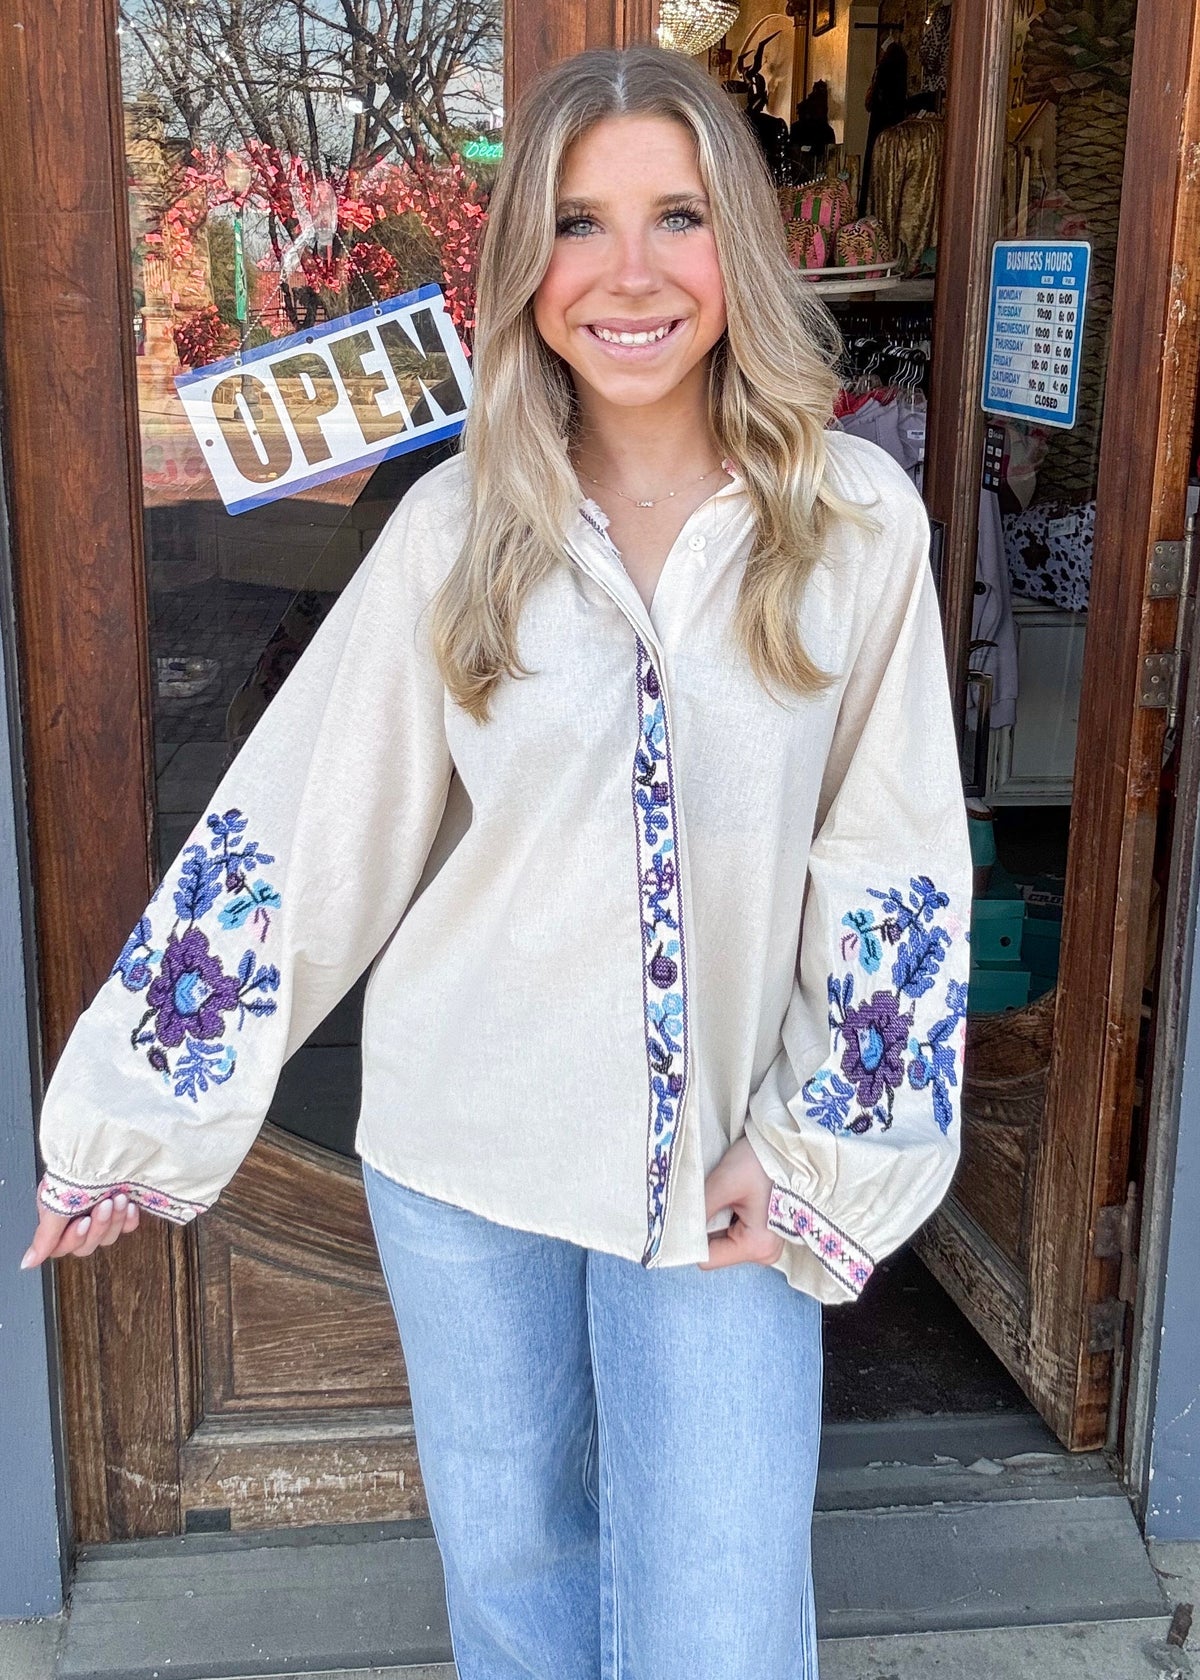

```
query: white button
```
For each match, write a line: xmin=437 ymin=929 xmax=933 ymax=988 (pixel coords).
xmin=687 ymin=533 xmax=706 ymax=552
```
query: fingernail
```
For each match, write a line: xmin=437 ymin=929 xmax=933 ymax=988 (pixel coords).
xmin=95 ymin=1199 xmax=112 ymax=1220
xmin=113 ymin=1194 xmax=128 ymax=1211
xmin=19 ymin=1247 xmax=37 ymax=1270
xmin=76 ymin=1217 xmax=91 ymax=1234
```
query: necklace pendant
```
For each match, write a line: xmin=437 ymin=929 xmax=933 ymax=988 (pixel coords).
xmin=636 ymin=498 xmax=655 ymax=508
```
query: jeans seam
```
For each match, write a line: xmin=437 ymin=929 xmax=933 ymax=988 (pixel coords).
xmin=585 ymin=1259 xmax=621 ymax=1680
xmin=582 ymin=1402 xmax=601 ymax=1517
xmin=800 ymin=1565 xmax=819 ymax=1680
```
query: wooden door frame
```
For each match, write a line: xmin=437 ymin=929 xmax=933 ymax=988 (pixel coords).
xmin=920 ymin=0 xmax=1200 ymax=1448
xmin=922 ymin=0 xmax=1011 ymax=721
xmin=506 ymin=0 xmax=657 ymax=106
xmin=0 ymin=0 xmax=658 ymax=1542
xmin=0 ymin=0 xmax=186 ymax=1541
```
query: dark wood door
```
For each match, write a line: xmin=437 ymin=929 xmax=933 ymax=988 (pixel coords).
xmin=919 ymin=0 xmax=1200 ymax=1450
xmin=0 ymin=0 xmax=654 ymax=1542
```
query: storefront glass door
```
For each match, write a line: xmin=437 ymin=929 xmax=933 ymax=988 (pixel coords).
xmin=912 ymin=0 xmax=1200 ymax=1451
xmin=713 ymin=0 xmax=1199 ymax=1451
xmin=117 ymin=0 xmax=501 ymax=1528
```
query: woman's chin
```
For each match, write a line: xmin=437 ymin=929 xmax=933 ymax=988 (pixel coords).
xmin=568 ymin=355 xmax=710 ymax=412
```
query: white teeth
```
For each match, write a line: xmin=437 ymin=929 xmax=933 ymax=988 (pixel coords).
xmin=592 ymin=323 xmax=673 ymax=345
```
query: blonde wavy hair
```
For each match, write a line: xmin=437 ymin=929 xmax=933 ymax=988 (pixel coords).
xmin=432 ymin=42 xmax=862 ymax=721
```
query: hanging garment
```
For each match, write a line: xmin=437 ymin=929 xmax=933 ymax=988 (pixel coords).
xmin=33 ymin=435 xmax=972 ymax=1306
xmin=1003 ymin=498 xmax=1096 ymax=612
xmin=836 ymin=393 xmax=926 ymax=490
xmin=860 ymin=40 xmax=909 ymax=215
xmin=920 ymin=3 xmax=953 ymax=97
xmin=972 ymin=489 xmax=1019 ymax=731
xmin=837 ymin=404 xmax=1019 ymax=727
xmin=868 ymin=112 xmax=945 ymax=275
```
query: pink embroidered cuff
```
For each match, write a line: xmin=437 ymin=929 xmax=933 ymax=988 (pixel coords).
xmin=766 ymin=1184 xmax=875 ymax=1297
xmin=37 ymin=1170 xmax=207 ymax=1226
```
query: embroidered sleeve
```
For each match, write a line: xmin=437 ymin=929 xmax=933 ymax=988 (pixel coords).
xmin=35 ymin=478 xmax=454 ymax=1226
xmin=744 ymin=464 xmax=973 ymax=1303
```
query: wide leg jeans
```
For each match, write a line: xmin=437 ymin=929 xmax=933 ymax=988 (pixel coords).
xmin=362 ymin=1159 xmax=823 ymax=1680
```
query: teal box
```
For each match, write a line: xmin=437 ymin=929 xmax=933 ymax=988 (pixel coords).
xmin=1021 ymin=915 xmax=1062 ymax=980
xmin=968 ymin=960 xmax=1031 ymax=1014
xmin=970 ymin=896 xmax=1026 ymax=964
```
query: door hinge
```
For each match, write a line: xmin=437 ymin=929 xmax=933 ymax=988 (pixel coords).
xmin=1148 ymin=539 xmax=1185 ymax=598
xmin=1088 ymin=1297 xmax=1127 ymax=1352
xmin=1141 ymin=520 xmax=1196 ymax=725
xmin=1093 ymin=1184 xmax=1137 ymax=1261
xmin=1091 ymin=1181 xmax=1140 ymax=1450
xmin=1140 ymin=651 xmax=1177 ymax=708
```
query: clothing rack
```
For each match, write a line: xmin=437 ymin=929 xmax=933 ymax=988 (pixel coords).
xmin=836 ymin=315 xmax=932 ymax=398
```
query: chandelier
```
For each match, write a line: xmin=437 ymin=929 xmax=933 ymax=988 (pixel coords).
xmin=657 ymin=0 xmax=740 ymax=58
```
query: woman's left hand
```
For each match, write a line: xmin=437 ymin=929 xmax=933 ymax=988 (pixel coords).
xmin=699 ymin=1135 xmax=785 ymax=1270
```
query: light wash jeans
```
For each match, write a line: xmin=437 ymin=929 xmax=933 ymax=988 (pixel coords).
xmin=361 ymin=1159 xmax=823 ymax=1680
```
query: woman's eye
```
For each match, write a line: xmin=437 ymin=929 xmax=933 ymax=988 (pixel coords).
xmin=662 ymin=206 xmax=704 ymax=233
xmin=556 ymin=215 xmax=596 ymax=238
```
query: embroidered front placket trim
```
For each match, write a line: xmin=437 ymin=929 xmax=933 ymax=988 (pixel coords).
xmin=632 ymin=637 xmax=689 ymax=1264
xmin=572 ymin=507 xmax=692 ymax=1265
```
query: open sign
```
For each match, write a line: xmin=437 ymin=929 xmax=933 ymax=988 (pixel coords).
xmin=175 ymin=284 xmax=472 ymax=514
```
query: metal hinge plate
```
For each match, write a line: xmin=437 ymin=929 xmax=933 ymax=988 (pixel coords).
xmin=1089 ymin=1298 xmax=1128 ymax=1352
xmin=1093 ymin=1202 xmax=1127 ymax=1259
xmin=1140 ymin=651 xmax=1178 ymax=707
xmin=1093 ymin=1181 xmax=1140 ymax=1264
xmin=1149 ymin=540 xmax=1186 ymax=598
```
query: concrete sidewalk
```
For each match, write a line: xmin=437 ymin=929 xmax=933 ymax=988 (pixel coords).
xmin=2 ymin=1539 xmax=1195 ymax=1680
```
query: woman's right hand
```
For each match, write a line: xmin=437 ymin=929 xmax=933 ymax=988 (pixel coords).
xmin=20 ymin=1193 xmax=142 ymax=1270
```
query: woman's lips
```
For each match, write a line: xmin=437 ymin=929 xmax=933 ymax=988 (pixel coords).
xmin=581 ymin=318 xmax=686 ymax=358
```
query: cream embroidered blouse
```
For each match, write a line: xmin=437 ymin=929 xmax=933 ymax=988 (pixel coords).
xmin=35 ymin=431 xmax=973 ymax=1304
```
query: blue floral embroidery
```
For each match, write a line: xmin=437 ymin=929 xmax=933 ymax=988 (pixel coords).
xmin=111 ymin=808 xmax=282 ymax=1102
xmin=632 ymin=640 xmax=689 ymax=1264
xmin=807 ymin=876 xmax=966 ymax=1137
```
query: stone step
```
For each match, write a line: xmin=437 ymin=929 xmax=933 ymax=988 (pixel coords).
xmin=58 ymin=1486 xmax=1165 ymax=1680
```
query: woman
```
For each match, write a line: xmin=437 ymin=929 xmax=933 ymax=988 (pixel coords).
xmin=22 ymin=44 xmax=972 ymax=1680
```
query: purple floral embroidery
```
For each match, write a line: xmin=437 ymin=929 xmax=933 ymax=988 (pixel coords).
xmin=839 ymin=990 xmax=912 ymax=1109
xmin=632 ymin=638 xmax=689 ymax=1265
xmin=147 ymin=927 xmax=242 ymax=1047
xmin=113 ymin=808 xmax=282 ymax=1102
xmin=805 ymin=876 xmax=967 ymax=1136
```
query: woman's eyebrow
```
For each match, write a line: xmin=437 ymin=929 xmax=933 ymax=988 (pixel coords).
xmin=554 ymin=190 xmax=710 ymax=214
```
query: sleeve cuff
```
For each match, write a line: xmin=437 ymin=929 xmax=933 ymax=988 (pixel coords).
xmin=37 ymin=1169 xmax=208 ymax=1226
xmin=766 ymin=1183 xmax=876 ymax=1298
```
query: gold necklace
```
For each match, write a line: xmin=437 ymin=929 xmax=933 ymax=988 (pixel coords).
xmin=577 ymin=459 xmax=729 ymax=510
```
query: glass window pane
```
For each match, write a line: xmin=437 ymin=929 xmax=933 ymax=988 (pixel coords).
xmin=121 ymin=0 xmax=501 ymax=1154
xmin=975 ymin=0 xmax=1138 ymax=1003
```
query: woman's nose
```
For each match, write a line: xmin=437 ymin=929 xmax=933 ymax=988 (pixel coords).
xmin=607 ymin=232 xmax=660 ymax=295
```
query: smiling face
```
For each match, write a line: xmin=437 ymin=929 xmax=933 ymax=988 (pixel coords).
xmin=532 ymin=113 xmax=728 ymax=420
